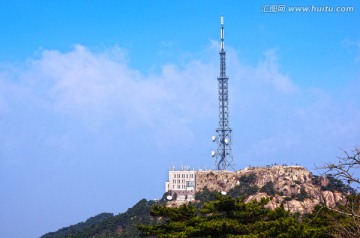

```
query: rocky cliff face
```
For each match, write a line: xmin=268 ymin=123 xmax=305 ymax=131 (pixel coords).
xmin=172 ymin=165 xmax=347 ymax=214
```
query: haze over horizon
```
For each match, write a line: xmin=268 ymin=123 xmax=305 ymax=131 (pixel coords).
xmin=0 ymin=1 xmax=359 ymax=237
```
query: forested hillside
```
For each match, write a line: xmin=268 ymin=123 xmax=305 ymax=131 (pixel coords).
xmin=41 ymin=199 xmax=159 ymax=238
xmin=42 ymin=174 xmax=358 ymax=237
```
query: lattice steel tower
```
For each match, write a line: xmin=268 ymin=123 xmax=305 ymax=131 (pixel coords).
xmin=211 ymin=16 xmax=234 ymax=170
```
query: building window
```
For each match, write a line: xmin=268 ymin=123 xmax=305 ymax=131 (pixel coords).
xmin=186 ymin=181 xmax=195 ymax=188
xmin=186 ymin=174 xmax=188 ymax=178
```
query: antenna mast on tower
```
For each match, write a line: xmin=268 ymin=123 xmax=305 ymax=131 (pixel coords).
xmin=211 ymin=16 xmax=234 ymax=170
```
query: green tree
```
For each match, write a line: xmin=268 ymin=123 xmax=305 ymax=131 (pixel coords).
xmin=139 ymin=195 xmax=330 ymax=237
xmin=195 ymin=186 xmax=217 ymax=203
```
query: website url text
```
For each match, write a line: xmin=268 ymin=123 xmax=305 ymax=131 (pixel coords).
xmin=262 ymin=5 xmax=355 ymax=13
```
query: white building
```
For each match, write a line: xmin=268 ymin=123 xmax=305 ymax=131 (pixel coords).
xmin=165 ymin=167 xmax=196 ymax=201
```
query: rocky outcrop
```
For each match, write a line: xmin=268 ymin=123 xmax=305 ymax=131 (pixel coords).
xmin=174 ymin=165 xmax=347 ymax=214
xmin=195 ymin=165 xmax=315 ymax=193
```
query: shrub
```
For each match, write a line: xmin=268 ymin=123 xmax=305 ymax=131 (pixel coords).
xmin=294 ymin=180 xmax=301 ymax=185
xmin=239 ymin=173 xmax=257 ymax=184
xmin=196 ymin=187 xmax=216 ymax=202
xmin=321 ymin=175 xmax=355 ymax=193
xmin=260 ymin=181 xmax=275 ymax=196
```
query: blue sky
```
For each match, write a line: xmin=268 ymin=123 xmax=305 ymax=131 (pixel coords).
xmin=0 ymin=1 xmax=359 ymax=237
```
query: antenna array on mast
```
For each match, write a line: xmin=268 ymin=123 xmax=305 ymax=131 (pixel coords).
xmin=211 ymin=16 xmax=234 ymax=170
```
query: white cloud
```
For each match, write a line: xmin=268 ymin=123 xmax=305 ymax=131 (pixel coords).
xmin=229 ymin=48 xmax=298 ymax=94
xmin=0 ymin=44 xmax=359 ymax=165
xmin=220 ymin=46 xmax=360 ymax=167
xmin=0 ymin=45 xmax=219 ymax=149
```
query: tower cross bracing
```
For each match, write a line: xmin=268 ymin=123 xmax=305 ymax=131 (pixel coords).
xmin=212 ymin=16 xmax=234 ymax=170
